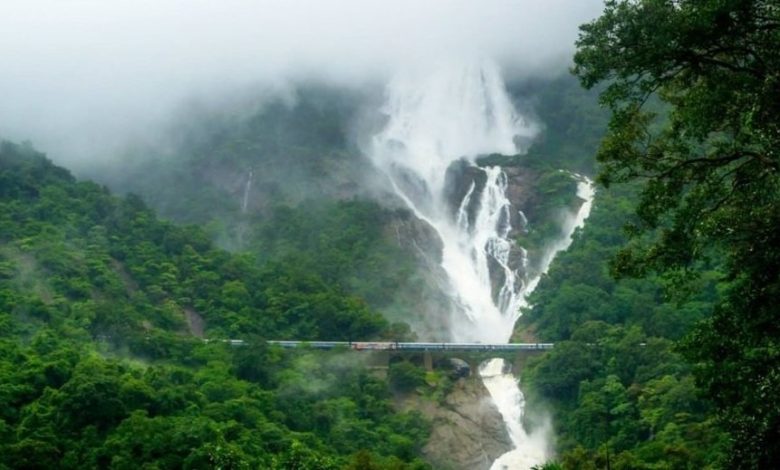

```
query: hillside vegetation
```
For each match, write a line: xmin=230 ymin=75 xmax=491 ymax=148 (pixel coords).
xmin=0 ymin=141 xmax=429 ymax=469
xmin=519 ymin=183 xmax=727 ymax=468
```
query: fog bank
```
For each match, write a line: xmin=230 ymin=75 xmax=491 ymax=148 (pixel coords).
xmin=0 ymin=0 xmax=604 ymax=164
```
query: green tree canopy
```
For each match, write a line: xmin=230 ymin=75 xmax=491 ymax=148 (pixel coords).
xmin=574 ymin=1 xmax=780 ymax=467
xmin=0 ymin=141 xmax=431 ymax=469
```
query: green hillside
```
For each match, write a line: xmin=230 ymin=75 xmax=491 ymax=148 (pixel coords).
xmin=519 ymin=182 xmax=727 ymax=468
xmin=0 ymin=141 xmax=429 ymax=469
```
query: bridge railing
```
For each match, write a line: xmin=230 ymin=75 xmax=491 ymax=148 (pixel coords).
xmin=262 ymin=340 xmax=554 ymax=352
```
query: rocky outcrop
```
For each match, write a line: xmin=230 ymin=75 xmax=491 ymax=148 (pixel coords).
xmin=501 ymin=164 xmax=541 ymax=229
xmin=382 ymin=210 xmax=456 ymax=341
xmin=379 ymin=156 xmax=581 ymax=339
xmin=442 ymin=158 xmax=540 ymax=303
xmin=398 ymin=378 xmax=513 ymax=470
xmin=447 ymin=358 xmax=471 ymax=379
xmin=444 ymin=159 xmax=487 ymax=228
xmin=184 ymin=307 xmax=205 ymax=338
xmin=385 ymin=209 xmax=444 ymax=266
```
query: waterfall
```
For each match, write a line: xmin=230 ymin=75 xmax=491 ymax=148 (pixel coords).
xmin=369 ymin=58 xmax=594 ymax=469
xmin=480 ymin=358 xmax=549 ymax=470
xmin=241 ymin=169 xmax=254 ymax=214
xmin=481 ymin=177 xmax=595 ymax=470
xmin=516 ymin=176 xmax=595 ymax=310
xmin=370 ymin=58 xmax=537 ymax=343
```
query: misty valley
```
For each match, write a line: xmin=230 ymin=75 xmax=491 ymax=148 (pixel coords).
xmin=2 ymin=1 xmax=780 ymax=469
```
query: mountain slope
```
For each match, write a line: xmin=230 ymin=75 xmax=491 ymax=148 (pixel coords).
xmin=0 ymin=140 xmax=429 ymax=469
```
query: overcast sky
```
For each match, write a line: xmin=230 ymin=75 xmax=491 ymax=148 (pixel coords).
xmin=0 ymin=0 xmax=604 ymax=164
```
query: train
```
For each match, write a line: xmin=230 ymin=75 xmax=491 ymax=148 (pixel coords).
xmin=264 ymin=340 xmax=554 ymax=351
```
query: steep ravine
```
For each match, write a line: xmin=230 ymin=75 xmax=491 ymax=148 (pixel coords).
xmin=363 ymin=58 xmax=597 ymax=469
xmin=388 ymin=162 xmax=589 ymax=468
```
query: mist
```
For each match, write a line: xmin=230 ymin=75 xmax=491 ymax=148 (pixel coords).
xmin=0 ymin=0 xmax=603 ymax=165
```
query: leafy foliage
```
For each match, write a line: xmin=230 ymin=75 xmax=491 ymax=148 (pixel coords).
xmin=510 ymin=73 xmax=609 ymax=175
xmin=0 ymin=141 xmax=429 ymax=469
xmin=87 ymin=86 xmax=430 ymax=336
xmin=572 ymin=1 xmax=780 ymax=466
xmin=519 ymin=178 xmax=726 ymax=466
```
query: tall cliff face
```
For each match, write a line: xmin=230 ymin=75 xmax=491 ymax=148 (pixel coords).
xmin=380 ymin=156 xmax=564 ymax=341
xmin=88 ymin=86 xmax=372 ymax=227
xmin=444 ymin=160 xmax=547 ymax=302
xmin=444 ymin=162 xmax=539 ymax=229
xmin=398 ymin=378 xmax=513 ymax=470
xmin=380 ymin=210 xmax=454 ymax=341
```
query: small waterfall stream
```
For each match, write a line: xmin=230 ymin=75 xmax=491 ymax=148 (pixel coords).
xmin=241 ymin=169 xmax=254 ymax=214
xmin=368 ymin=58 xmax=594 ymax=469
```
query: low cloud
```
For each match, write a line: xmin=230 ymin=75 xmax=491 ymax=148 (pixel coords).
xmin=0 ymin=0 xmax=604 ymax=164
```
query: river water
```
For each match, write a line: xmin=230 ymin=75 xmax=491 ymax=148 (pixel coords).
xmin=481 ymin=178 xmax=594 ymax=469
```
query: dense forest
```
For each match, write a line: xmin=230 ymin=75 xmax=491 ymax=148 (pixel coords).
xmin=520 ymin=182 xmax=727 ymax=468
xmin=82 ymin=87 xmax=450 ymax=335
xmin=523 ymin=1 xmax=780 ymax=468
xmin=0 ymin=142 xmax=429 ymax=468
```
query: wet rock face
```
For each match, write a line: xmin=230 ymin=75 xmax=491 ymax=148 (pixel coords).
xmin=400 ymin=379 xmax=513 ymax=470
xmin=443 ymin=158 xmax=541 ymax=233
xmin=501 ymin=165 xmax=540 ymax=234
xmin=387 ymin=165 xmax=440 ymax=216
xmin=444 ymin=159 xmax=487 ymax=226
xmin=380 ymin=157 xmax=544 ymax=337
xmin=442 ymin=159 xmax=540 ymax=303
xmin=383 ymin=209 xmax=454 ymax=341
xmin=385 ymin=209 xmax=444 ymax=265
xmin=446 ymin=358 xmax=471 ymax=379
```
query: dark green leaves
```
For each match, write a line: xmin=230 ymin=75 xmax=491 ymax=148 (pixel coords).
xmin=573 ymin=1 xmax=780 ymax=466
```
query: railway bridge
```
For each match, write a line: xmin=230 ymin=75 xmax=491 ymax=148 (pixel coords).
xmin=214 ymin=340 xmax=555 ymax=376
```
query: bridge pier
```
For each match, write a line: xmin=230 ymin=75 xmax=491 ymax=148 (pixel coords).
xmin=466 ymin=358 xmax=482 ymax=377
xmin=423 ymin=351 xmax=433 ymax=372
xmin=366 ymin=351 xmax=390 ymax=378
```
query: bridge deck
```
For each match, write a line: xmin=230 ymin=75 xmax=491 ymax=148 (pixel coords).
xmin=259 ymin=340 xmax=554 ymax=352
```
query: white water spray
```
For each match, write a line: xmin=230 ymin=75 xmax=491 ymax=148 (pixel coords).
xmin=480 ymin=358 xmax=550 ymax=469
xmin=481 ymin=177 xmax=595 ymax=470
xmin=371 ymin=58 xmax=537 ymax=343
xmin=518 ymin=176 xmax=595 ymax=305
xmin=369 ymin=58 xmax=594 ymax=469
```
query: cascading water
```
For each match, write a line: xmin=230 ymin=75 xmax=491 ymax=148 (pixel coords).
xmin=236 ymin=168 xmax=254 ymax=248
xmin=370 ymin=58 xmax=537 ymax=343
xmin=369 ymin=58 xmax=594 ymax=469
xmin=480 ymin=358 xmax=549 ymax=469
xmin=481 ymin=178 xmax=595 ymax=470
xmin=517 ymin=176 xmax=595 ymax=304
